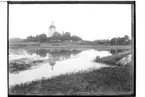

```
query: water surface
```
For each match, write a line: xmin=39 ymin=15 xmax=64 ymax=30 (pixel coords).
xmin=9 ymin=48 xmax=111 ymax=86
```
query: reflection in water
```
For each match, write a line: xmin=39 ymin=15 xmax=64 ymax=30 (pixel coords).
xmin=47 ymin=53 xmax=56 ymax=70
xmin=45 ymin=49 xmax=81 ymax=70
xmin=9 ymin=49 xmax=111 ymax=86
xmin=26 ymin=49 xmax=48 ymax=57
xmin=26 ymin=49 xmax=82 ymax=61
xmin=48 ymin=59 xmax=56 ymax=70
xmin=9 ymin=48 xmax=82 ymax=61
xmin=36 ymin=49 xmax=48 ymax=57
xmin=109 ymin=49 xmax=129 ymax=54
xmin=48 ymin=50 xmax=71 ymax=60
xmin=9 ymin=48 xmax=83 ymax=72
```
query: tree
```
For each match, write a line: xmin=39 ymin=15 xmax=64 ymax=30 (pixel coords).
xmin=110 ymin=38 xmax=116 ymax=45
xmin=26 ymin=34 xmax=47 ymax=42
xmin=24 ymin=32 xmax=84 ymax=43
xmin=64 ymin=32 xmax=71 ymax=37
xmin=124 ymin=35 xmax=129 ymax=40
xmin=38 ymin=34 xmax=47 ymax=42
xmin=110 ymin=35 xmax=131 ymax=45
xmin=25 ymin=36 xmax=35 ymax=42
xmin=71 ymin=35 xmax=82 ymax=41
xmin=61 ymin=32 xmax=71 ymax=41
xmin=51 ymin=31 xmax=62 ymax=41
xmin=52 ymin=31 xmax=61 ymax=37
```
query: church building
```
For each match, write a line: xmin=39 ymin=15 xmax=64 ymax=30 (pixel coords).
xmin=49 ymin=21 xmax=56 ymax=37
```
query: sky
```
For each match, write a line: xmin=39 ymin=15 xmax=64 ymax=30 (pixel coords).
xmin=9 ymin=4 xmax=131 ymax=41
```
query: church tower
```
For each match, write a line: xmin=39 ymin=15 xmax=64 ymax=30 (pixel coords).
xmin=49 ymin=21 xmax=56 ymax=37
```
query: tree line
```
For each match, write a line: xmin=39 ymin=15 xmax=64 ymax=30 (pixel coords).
xmin=24 ymin=32 xmax=82 ymax=43
xmin=24 ymin=32 xmax=131 ymax=45
xmin=109 ymin=35 xmax=131 ymax=45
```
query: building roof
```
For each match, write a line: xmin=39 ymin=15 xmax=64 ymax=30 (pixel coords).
xmin=49 ymin=21 xmax=56 ymax=29
xmin=49 ymin=25 xmax=56 ymax=29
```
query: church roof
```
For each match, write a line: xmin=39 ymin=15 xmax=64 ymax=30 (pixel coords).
xmin=49 ymin=24 xmax=56 ymax=29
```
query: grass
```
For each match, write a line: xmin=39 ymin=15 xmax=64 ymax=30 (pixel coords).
xmin=9 ymin=59 xmax=44 ymax=73
xmin=94 ymin=50 xmax=131 ymax=66
xmin=9 ymin=62 xmax=134 ymax=95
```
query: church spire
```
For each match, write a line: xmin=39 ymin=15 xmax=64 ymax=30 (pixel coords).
xmin=48 ymin=21 xmax=56 ymax=37
xmin=52 ymin=21 xmax=54 ymax=25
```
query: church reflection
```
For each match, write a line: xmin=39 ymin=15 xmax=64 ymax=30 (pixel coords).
xmin=47 ymin=53 xmax=56 ymax=70
xmin=48 ymin=59 xmax=56 ymax=70
xmin=26 ymin=49 xmax=82 ymax=70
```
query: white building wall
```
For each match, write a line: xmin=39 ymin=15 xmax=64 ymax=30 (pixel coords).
xmin=49 ymin=28 xmax=55 ymax=37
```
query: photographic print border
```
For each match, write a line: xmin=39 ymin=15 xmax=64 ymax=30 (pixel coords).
xmin=7 ymin=1 xmax=136 ymax=97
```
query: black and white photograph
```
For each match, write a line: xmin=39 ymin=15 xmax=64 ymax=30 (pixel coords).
xmin=7 ymin=1 xmax=135 ymax=96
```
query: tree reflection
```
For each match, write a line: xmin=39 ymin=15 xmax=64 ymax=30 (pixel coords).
xmin=48 ymin=49 xmax=82 ymax=60
xmin=36 ymin=49 xmax=48 ymax=57
xmin=109 ymin=49 xmax=129 ymax=54
xmin=26 ymin=48 xmax=82 ymax=61
xmin=26 ymin=49 xmax=48 ymax=57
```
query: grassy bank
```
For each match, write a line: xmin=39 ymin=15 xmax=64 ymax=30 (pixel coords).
xmin=9 ymin=59 xmax=44 ymax=73
xmin=9 ymin=63 xmax=133 ymax=95
xmin=94 ymin=50 xmax=131 ymax=66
